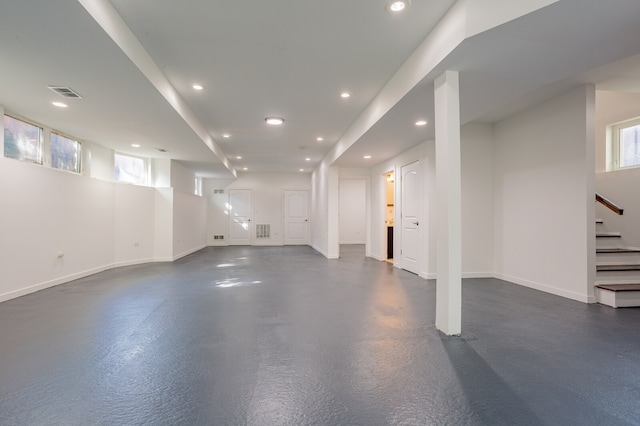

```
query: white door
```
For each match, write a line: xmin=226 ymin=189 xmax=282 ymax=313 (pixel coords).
xmin=284 ymin=190 xmax=309 ymax=245
xmin=401 ymin=161 xmax=420 ymax=274
xmin=229 ymin=189 xmax=252 ymax=245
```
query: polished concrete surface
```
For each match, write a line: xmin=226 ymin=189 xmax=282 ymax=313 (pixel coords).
xmin=1 ymin=245 xmax=640 ymax=425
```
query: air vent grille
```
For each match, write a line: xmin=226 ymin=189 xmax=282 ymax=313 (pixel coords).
xmin=214 ymin=189 xmax=225 ymax=194
xmin=256 ymin=224 xmax=270 ymax=239
xmin=48 ymin=86 xmax=83 ymax=99
xmin=155 ymin=148 xmax=168 ymax=153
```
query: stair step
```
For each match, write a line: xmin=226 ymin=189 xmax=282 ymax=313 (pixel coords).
xmin=596 ymin=284 xmax=640 ymax=308
xmin=596 ymin=248 xmax=640 ymax=254
xmin=596 ymin=232 xmax=622 ymax=238
xmin=597 ymin=264 xmax=640 ymax=272
xmin=596 ymin=284 xmax=640 ymax=291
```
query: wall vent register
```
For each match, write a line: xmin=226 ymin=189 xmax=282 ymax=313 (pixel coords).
xmin=256 ymin=224 xmax=270 ymax=239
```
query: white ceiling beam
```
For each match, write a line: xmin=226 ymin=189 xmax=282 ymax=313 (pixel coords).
xmin=77 ymin=0 xmax=237 ymax=178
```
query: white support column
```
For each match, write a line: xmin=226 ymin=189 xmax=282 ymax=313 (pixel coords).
xmin=0 ymin=105 xmax=4 ymax=157
xmin=434 ymin=70 xmax=462 ymax=336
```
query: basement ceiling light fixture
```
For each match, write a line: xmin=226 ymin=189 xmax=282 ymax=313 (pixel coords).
xmin=388 ymin=0 xmax=410 ymax=12
xmin=340 ymin=92 xmax=351 ymax=99
xmin=316 ymin=137 xmax=324 ymax=142
xmin=52 ymin=101 xmax=68 ymax=108
xmin=364 ymin=155 xmax=372 ymax=159
xmin=265 ymin=117 xmax=284 ymax=125
xmin=192 ymin=84 xmax=203 ymax=91
xmin=415 ymin=120 xmax=427 ymax=126
xmin=131 ymin=144 xmax=140 ymax=148
xmin=236 ymin=156 xmax=242 ymax=160
xmin=222 ymin=134 xmax=231 ymax=138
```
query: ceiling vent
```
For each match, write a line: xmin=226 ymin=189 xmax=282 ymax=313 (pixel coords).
xmin=48 ymin=86 xmax=83 ymax=99
xmin=155 ymin=148 xmax=168 ymax=153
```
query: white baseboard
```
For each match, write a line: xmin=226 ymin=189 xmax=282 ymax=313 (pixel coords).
xmin=494 ymin=272 xmax=590 ymax=303
xmin=0 ymin=264 xmax=113 ymax=303
xmin=311 ymin=244 xmax=339 ymax=259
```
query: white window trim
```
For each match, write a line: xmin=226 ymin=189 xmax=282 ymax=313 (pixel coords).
xmin=114 ymin=151 xmax=150 ymax=186
xmin=610 ymin=116 xmax=640 ymax=171
xmin=50 ymin=130 xmax=83 ymax=174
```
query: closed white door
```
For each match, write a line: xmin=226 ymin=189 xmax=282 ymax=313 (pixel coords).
xmin=401 ymin=161 xmax=420 ymax=274
xmin=229 ymin=189 xmax=252 ymax=245
xmin=284 ymin=190 xmax=309 ymax=245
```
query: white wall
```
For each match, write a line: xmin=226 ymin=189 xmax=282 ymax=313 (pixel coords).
xmin=369 ymin=124 xmax=494 ymax=279
xmin=595 ymin=91 xmax=640 ymax=173
xmin=115 ymin=184 xmax=155 ymax=265
xmin=204 ymin=173 xmax=311 ymax=246
xmin=493 ymin=85 xmax=595 ymax=303
xmin=595 ymin=90 xmax=640 ymax=252
xmin=170 ymin=160 xmax=196 ymax=194
xmin=339 ymin=175 xmax=368 ymax=245
xmin=311 ymin=164 xmax=340 ymax=258
xmin=173 ymin=190 xmax=207 ymax=258
xmin=0 ymin=157 xmax=209 ymax=302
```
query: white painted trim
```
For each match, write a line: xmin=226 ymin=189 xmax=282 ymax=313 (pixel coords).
xmin=311 ymin=244 xmax=339 ymax=259
xmin=0 ymin=264 xmax=113 ymax=303
xmin=494 ymin=272 xmax=590 ymax=303
xmin=370 ymin=253 xmax=386 ymax=262
xmin=173 ymin=244 xmax=206 ymax=261
xmin=114 ymin=258 xmax=156 ymax=268
xmin=462 ymin=272 xmax=494 ymax=279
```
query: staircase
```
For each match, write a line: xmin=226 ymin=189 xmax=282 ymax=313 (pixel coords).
xmin=595 ymin=218 xmax=640 ymax=307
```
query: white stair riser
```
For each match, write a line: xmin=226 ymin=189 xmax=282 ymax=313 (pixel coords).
xmin=596 ymin=288 xmax=640 ymax=308
xmin=596 ymin=252 xmax=640 ymax=263
xmin=596 ymin=238 xmax=622 ymax=250
xmin=596 ymin=270 xmax=640 ymax=281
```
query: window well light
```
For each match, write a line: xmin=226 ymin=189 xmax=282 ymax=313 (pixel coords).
xmin=52 ymin=101 xmax=68 ymax=108
xmin=415 ymin=120 xmax=427 ymax=126
xmin=192 ymin=84 xmax=203 ymax=91
xmin=265 ymin=117 xmax=284 ymax=125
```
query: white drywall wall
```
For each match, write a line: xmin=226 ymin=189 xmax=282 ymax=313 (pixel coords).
xmin=204 ymin=173 xmax=311 ymax=247
xmin=493 ymin=85 xmax=595 ymax=302
xmin=339 ymin=179 xmax=367 ymax=244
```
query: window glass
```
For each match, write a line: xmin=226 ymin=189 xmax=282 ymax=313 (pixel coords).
xmin=51 ymin=132 xmax=81 ymax=173
xmin=114 ymin=153 xmax=146 ymax=185
xmin=3 ymin=115 xmax=43 ymax=164
xmin=619 ymin=124 xmax=640 ymax=168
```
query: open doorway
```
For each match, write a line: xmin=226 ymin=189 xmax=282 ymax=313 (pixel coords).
xmin=385 ymin=171 xmax=395 ymax=262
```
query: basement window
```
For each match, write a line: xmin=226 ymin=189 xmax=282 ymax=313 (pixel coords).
xmin=114 ymin=152 xmax=147 ymax=185
xmin=3 ymin=114 xmax=43 ymax=164
xmin=51 ymin=132 xmax=81 ymax=173
xmin=611 ymin=117 xmax=640 ymax=169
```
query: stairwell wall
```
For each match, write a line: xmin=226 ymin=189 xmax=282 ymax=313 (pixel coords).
xmin=493 ymin=85 xmax=595 ymax=302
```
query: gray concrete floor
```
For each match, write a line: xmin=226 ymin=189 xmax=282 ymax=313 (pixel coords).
xmin=1 ymin=245 xmax=640 ymax=425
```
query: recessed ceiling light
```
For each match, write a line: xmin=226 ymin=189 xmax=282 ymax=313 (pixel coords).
xmin=388 ymin=0 xmax=409 ymax=12
xmin=236 ymin=156 xmax=242 ymax=160
xmin=364 ymin=155 xmax=372 ymax=159
xmin=265 ymin=117 xmax=284 ymax=125
xmin=131 ymin=144 xmax=140 ymax=148
xmin=222 ymin=134 xmax=231 ymax=138
xmin=52 ymin=101 xmax=67 ymax=108
xmin=192 ymin=84 xmax=203 ymax=91
xmin=305 ymin=158 xmax=311 ymax=161
xmin=243 ymin=167 xmax=248 ymax=171
xmin=316 ymin=137 xmax=324 ymax=142
xmin=340 ymin=92 xmax=351 ymax=99
xmin=415 ymin=120 xmax=427 ymax=126
xmin=299 ymin=168 xmax=304 ymax=172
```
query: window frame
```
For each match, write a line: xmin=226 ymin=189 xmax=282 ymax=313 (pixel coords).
xmin=611 ymin=116 xmax=640 ymax=170
xmin=114 ymin=152 xmax=149 ymax=186
xmin=50 ymin=131 xmax=82 ymax=174
xmin=3 ymin=114 xmax=44 ymax=165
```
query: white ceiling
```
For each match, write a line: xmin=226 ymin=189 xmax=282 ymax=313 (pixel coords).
xmin=1 ymin=0 xmax=640 ymax=178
